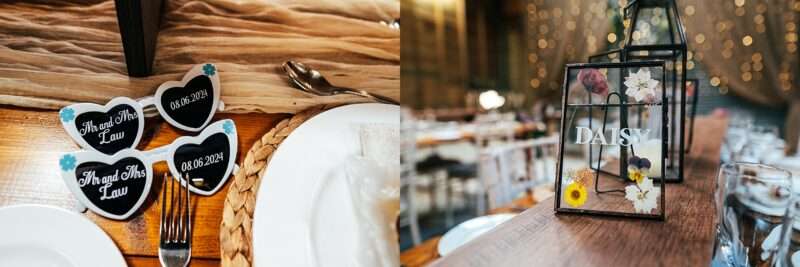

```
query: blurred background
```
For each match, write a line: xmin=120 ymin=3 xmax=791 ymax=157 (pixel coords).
xmin=399 ymin=0 xmax=799 ymax=265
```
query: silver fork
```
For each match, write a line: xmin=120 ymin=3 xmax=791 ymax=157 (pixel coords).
xmin=159 ymin=174 xmax=192 ymax=267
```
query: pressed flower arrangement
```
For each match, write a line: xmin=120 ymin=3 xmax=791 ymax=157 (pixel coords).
xmin=555 ymin=61 xmax=667 ymax=220
xmin=624 ymin=156 xmax=660 ymax=214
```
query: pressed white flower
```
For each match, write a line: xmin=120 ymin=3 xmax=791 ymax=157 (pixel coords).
xmin=624 ymin=177 xmax=660 ymax=213
xmin=624 ymin=69 xmax=659 ymax=103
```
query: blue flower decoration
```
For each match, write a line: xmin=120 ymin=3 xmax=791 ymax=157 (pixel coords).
xmin=59 ymin=154 xmax=76 ymax=172
xmin=60 ymin=108 xmax=75 ymax=123
xmin=203 ymin=63 xmax=216 ymax=76
xmin=223 ymin=120 xmax=235 ymax=135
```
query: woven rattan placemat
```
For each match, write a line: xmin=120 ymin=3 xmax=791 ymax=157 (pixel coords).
xmin=219 ymin=105 xmax=329 ymax=266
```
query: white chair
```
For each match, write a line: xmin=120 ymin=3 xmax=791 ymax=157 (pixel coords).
xmin=427 ymin=112 xmax=516 ymax=225
xmin=399 ymin=109 xmax=422 ymax=245
xmin=474 ymin=112 xmax=516 ymax=148
xmin=477 ymin=135 xmax=559 ymax=214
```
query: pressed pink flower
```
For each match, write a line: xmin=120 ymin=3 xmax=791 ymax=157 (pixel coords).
xmin=686 ymin=82 xmax=695 ymax=97
xmin=577 ymin=68 xmax=609 ymax=96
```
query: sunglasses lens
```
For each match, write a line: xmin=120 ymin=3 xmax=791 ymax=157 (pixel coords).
xmin=74 ymin=104 xmax=140 ymax=155
xmin=74 ymin=157 xmax=148 ymax=216
xmin=173 ymin=132 xmax=231 ymax=192
xmin=160 ymin=75 xmax=215 ymax=129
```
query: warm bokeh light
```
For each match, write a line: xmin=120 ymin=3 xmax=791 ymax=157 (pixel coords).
xmin=478 ymin=90 xmax=506 ymax=110
xmin=742 ymin=35 xmax=753 ymax=46
xmin=710 ymin=77 xmax=721 ymax=87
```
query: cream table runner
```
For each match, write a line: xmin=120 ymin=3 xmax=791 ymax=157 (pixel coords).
xmin=0 ymin=0 xmax=399 ymax=114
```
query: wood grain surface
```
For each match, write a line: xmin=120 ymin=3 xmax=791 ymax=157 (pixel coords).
xmin=416 ymin=123 xmax=540 ymax=148
xmin=0 ymin=106 xmax=290 ymax=264
xmin=431 ymin=116 xmax=726 ymax=267
xmin=401 ymin=237 xmax=443 ymax=267
xmin=400 ymin=190 xmax=547 ymax=267
xmin=0 ymin=0 xmax=399 ymax=114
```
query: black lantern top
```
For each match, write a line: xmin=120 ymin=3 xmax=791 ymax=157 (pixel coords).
xmin=622 ymin=0 xmax=687 ymax=59
xmin=588 ymin=0 xmax=691 ymax=183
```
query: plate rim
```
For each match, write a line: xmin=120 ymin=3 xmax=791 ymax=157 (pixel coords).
xmin=251 ymin=103 xmax=399 ymax=266
xmin=0 ymin=204 xmax=127 ymax=267
xmin=437 ymin=213 xmax=517 ymax=256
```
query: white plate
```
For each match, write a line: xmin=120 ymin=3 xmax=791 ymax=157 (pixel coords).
xmin=437 ymin=213 xmax=517 ymax=256
xmin=0 ymin=204 xmax=126 ymax=267
xmin=252 ymin=103 xmax=399 ymax=267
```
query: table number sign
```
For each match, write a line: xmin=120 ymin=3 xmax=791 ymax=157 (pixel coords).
xmin=60 ymin=63 xmax=223 ymax=155
xmin=59 ymin=119 xmax=239 ymax=220
xmin=554 ymin=61 xmax=667 ymax=220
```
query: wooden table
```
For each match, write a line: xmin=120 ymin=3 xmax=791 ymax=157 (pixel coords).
xmin=400 ymin=188 xmax=552 ymax=267
xmin=416 ymin=122 xmax=542 ymax=148
xmin=431 ymin=116 xmax=726 ymax=266
xmin=0 ymin=106 xmax=290 ymax=266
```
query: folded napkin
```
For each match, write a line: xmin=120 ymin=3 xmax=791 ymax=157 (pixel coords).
xmin=343 ymin=123 xmax=399 ymax=267
xmin=0 ymin=0 xmax=399 ymax=114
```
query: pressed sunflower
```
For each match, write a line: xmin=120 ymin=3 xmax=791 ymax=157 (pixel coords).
xmin=564 ymin=182 xmax=588 ymax=208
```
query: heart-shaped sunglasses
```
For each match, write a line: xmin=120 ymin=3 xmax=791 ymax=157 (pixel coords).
xmin=58 ymin=119 xmax=238 ymax=220
xmin=59 ymin=63 xmax=222 ymax=155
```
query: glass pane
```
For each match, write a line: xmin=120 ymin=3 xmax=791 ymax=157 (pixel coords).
xmin=557 ymin=62 xmax=666 ymax=218
xmin=631 ymin=6 xmax=675 ymax=46
xmin=623 ymin=52 xmax=686 ymax=181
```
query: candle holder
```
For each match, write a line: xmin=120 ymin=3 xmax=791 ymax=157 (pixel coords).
xmin=113 ymin=0 xmax=164 ymax=77
xmin=554 ymin=61 xmax=666 ymax=220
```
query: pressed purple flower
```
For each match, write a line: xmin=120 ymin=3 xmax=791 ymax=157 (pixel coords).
xmin=639 ymin=158 xmax=651 ymax=169
xmin=577 ymin=68 xmax=609 ymax=95
xmin=628 ymin=155 xmax=641 ymax=167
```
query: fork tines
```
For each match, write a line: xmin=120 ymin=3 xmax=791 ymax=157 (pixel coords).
xmin=159 ymin=173 xmax=192 ymax=247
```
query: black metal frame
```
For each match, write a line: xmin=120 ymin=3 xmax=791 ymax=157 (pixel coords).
xmin=685 ymin=78 xmax=700 ymax=153
xmin=554 ymin=61 xmax=667 ymax=220
xmin=588 ymin=0 xmax=689 ymax=183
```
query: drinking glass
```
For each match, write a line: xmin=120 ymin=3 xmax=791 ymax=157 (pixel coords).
xmin=785 ymin=200 xmax=800 ymax=267
xmin=740 ymin=125 xmax=781 ymax=163
xmin=714 ymin=162 xmax=794 ymax=267
xmin=724 ymin=118 xmax=754 ymax=162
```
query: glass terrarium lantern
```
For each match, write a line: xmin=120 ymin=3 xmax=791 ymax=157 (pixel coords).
xmin=589 ymin=0 xmax=689 ymax=183
xmin=555 ymin=61 xmax=666 ymax=220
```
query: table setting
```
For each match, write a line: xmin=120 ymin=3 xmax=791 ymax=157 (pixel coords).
xmin=244 ymin=103 xmax=399 ymax=267
xmin=0 ymin=0 xmax=399 ymax=266
xmin=393 ymin=0 xmax=796 ymax=263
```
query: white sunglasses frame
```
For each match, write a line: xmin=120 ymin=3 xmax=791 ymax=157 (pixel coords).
xmin=59 ymin=119 xmax=238 ymax=220
xmin=60 ymin=63 xmax=222 ymax=154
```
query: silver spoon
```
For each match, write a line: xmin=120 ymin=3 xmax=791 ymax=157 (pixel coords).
xmin=283 ymin=61 xmax=399 ymax=105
